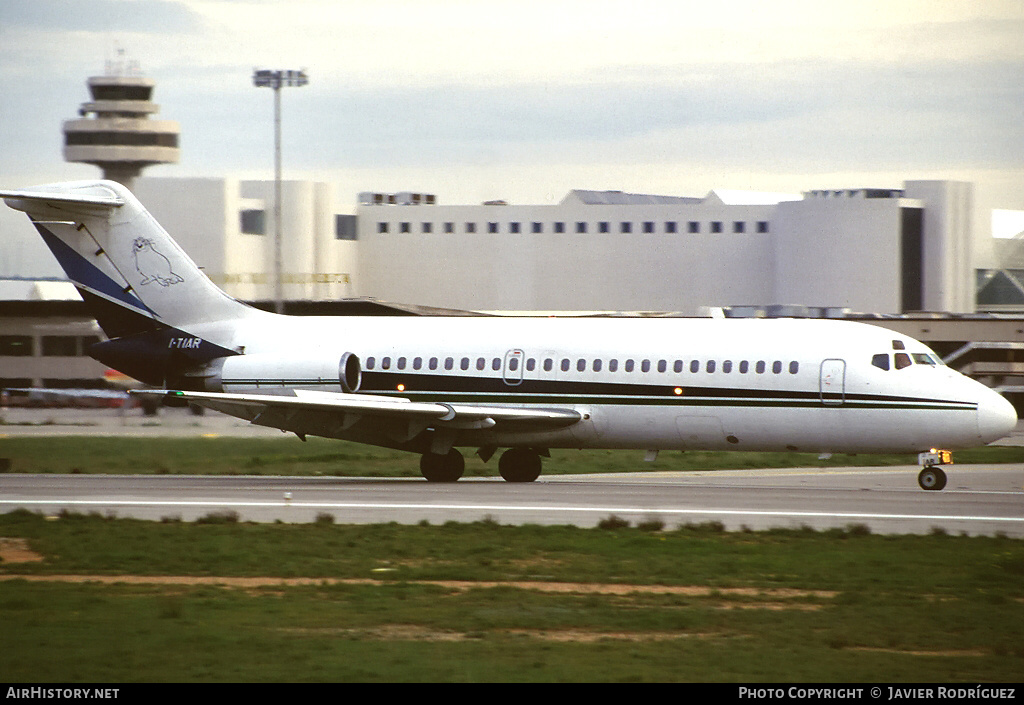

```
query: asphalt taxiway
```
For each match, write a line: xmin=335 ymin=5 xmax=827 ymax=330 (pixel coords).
xmin=2 ymin=466 xmax=1023 ymax=536
xmin=2 ymin=407 xmax=1022 ymax=536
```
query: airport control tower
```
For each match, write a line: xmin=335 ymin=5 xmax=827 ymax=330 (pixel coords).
xmin=63 ymin=56 xmax=179 ymax=191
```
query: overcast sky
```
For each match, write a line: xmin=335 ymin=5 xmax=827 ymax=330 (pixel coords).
xmin=2 ymin=0 xmax=1023 ymax=275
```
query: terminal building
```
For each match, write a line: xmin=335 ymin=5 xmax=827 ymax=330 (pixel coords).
xmin=125 ymin=176 xmax=978 ymax=316
xmin=356 ymin=181 xmax=975 ymax=315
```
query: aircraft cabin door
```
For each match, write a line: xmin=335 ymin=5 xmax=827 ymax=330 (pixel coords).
xmin=503 ymin=349 xmax=524 ymax=386
xmin=819 ymin=359 xmax=846 ymax=406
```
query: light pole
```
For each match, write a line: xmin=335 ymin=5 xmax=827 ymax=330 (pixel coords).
xmin=252 ymin=68 xmax=308 ymax=314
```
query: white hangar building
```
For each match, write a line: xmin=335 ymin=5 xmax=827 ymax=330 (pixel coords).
xmin=88 ymin=177 xmax=980 ymax=316
xmin=357 ymin=180 xmax=974 ymax=315
xmin=132 ymin=178 xmax=357 ymax=303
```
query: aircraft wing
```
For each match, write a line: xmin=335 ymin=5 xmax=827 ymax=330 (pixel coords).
xmin=130 ymin=388 xmax=581 ymax=439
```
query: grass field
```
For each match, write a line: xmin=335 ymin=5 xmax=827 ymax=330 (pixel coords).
xmin=2 ymin=437 xmax=1023 ymax=681
xmin=1 ymin=510 xmax=1023 ymax=682
xmin=2 ymin=435 xmax=1024 ymax=477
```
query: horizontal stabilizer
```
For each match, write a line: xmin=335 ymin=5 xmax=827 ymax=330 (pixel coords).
xmin=0 ymin=185 xmax=125 ymax=214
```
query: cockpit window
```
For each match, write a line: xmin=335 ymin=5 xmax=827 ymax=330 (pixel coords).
xmin=873 ymin=350 xmax=942 ymax=371
xmin=892 ymin=340 xmax=905 ymax=350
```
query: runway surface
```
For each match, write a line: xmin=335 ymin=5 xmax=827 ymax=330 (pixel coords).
xmin=2 ymin=465 xmax=1022 ymax=536
xmin=2 ymin=407 xmax=1023 ymax=536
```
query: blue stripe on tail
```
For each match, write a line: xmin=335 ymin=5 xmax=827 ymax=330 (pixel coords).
xmin=34 ymin=221 xmax=155 ymax=316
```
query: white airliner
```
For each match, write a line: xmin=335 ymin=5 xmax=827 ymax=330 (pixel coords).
xmin=2 ymin=180 xmax=1016 ymax=490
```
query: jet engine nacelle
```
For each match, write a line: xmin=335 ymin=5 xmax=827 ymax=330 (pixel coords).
xmin=212 ymin=351 xmax=361 ymax=393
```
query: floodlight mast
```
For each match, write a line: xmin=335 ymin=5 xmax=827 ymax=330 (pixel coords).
xmin=252 ymin=69 xmax=309 ymax=314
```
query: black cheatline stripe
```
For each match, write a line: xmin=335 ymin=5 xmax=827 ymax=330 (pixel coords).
xmin=359 ymin=371 xmax=973 ymax=407
xmin=390 ymin=392 xmax=971 ymax=412
xmin=222 ymin=371 xmax=976 ymax=410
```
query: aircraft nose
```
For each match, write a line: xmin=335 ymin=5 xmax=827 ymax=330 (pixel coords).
xmin=977 ymin=390 xmax=1017 ymax=444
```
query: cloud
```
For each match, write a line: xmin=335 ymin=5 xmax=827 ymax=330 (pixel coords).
xmin=247 ymin=57 xmax=1023 ymax=173
xmin=1 ymin=0 xmax=204 ymax=34
xmin=1 ymin=0 xmax=1022 ymax=202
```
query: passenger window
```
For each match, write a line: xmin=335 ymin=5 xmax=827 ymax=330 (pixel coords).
xmin=723 ymin=360 xmax=732 ymax=373
xmin=593 ymin=359 xmax=602 ymax=372
xmin=772 ymin=361 xmax=782 ymax=374
xmin=706 ymin=360 xmax=716 ymax=373
xmin=544 ymin=358 xmax=553 ymax=372
xmin=460 ymin=357 xmax=470 ymax=370
xmin=561 ymin=358 xmax=570 ymax=372
xmin=690 ymin=360 xmax=699 ymax=373
xmin=625 ymin=359 xmax=635 ymax=372
xmin=444 ymin=357 xmax=454 ymax=370
xmin=674 ymin=360 xmax=683 ymax=373
xmin=429 ymin=357 xmax=438 ymax=370
xmin=872 ymin=354 xmax=889 ymax=371
xmin=739 ymin=361 xmax=749 ymax=374
xmin=577 ymin=359 xmax=586 ymax=372
xmin=397 ymin=357 xmax=407 ymax=370
xmin=509 ymin=358 xmax=519 ymax=371
xmin=756 ymin=361 xmax=766 ymax=374
xmin=492 ymin=358 xmax=501 ymax=371
xmin=476 ymin=357 xmax=486 ymax=371
xmin=366 ymin=356 xmax=376 ymax=370
xmin=789 ymin=361 xmax=799 ymax=374
xmin=657 ymin=360 xmax=667 ymax=373
xmin=382 ymin=357 xmax=391 ymax=370
xmin=894 ymin=353 xmax=912 ymax=370
xmin=526 ymin=358 xmax=536 ymax=372
xmin=641 ymin=360 xmax=651 ymax=373
xmin=413 ymin=357 xmax=422 ymax=370
xmin=609 ymin=359 xmax=618 ymax=372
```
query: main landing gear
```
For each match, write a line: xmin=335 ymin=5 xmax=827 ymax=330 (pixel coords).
xmin=418 ymin=447 xmax=544 ymax=483
xmin=419 ymin=449 xmax=464 ymax=483
xmin=497 ymin=448 xmax=543 ymax=483
xmin=917 ymin=449 xmax=952 ymax=491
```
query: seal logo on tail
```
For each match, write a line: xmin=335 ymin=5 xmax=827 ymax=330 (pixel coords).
xmin=132 ymin=237 xmax=183 ymax=286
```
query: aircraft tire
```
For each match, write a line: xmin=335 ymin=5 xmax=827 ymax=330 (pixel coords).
xmin=498 ymin=448 xmax=542 ymax=483
xmin=917 ymin=467 xmax=947 ymax=491
xmin=420 ymin=449 xmax=464 ymax=482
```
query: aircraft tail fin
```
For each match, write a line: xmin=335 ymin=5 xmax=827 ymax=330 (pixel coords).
xmin=1 ymin=180 xmax=256 ymax=338
xmin=2 ymin=180 xmax=262 ymax=386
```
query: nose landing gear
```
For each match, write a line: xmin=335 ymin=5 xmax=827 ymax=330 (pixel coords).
xmin=917 ymin=449 xmax=951 ymax=491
